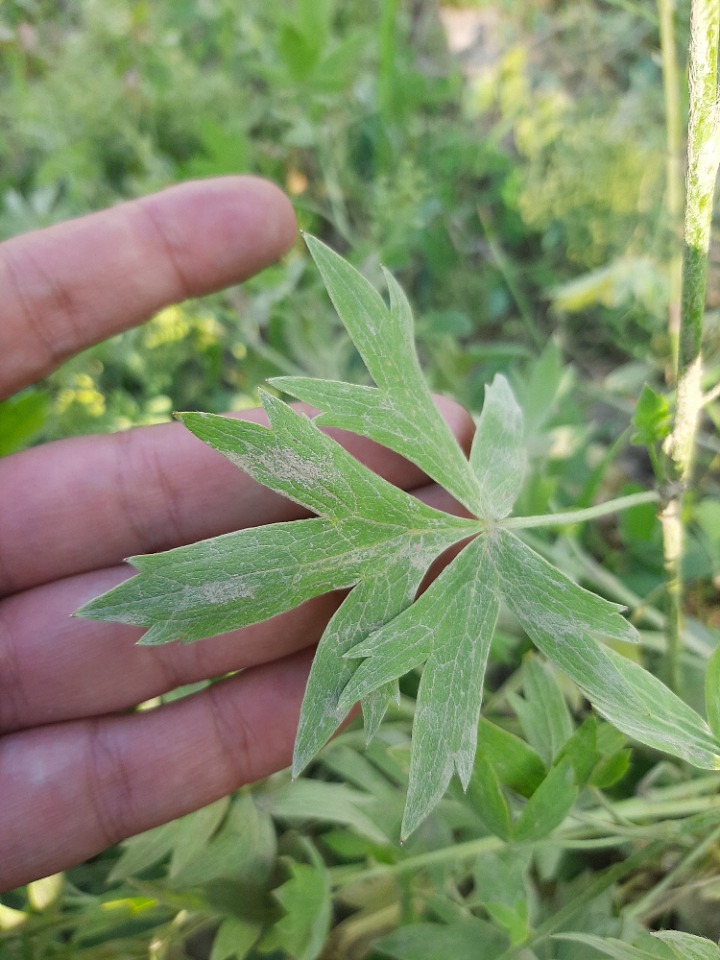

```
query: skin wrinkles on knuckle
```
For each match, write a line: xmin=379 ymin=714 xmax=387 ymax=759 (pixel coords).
xmin=85 ymin=718 xmax=139 ymax=849
xmin=0 ymin=239 xmax=82 ymax=381
xmin=135 ymin=196 xmax=193 ymax=303
xmin=206 ymin=680 xmax=261 ymax=793
xmin=0 ymin=510 xmax=17 ymax=597
xmin=0 ymin=601 xmax=32 ymax=733
xmin=112 ymin=428 xmax=186 ymax=556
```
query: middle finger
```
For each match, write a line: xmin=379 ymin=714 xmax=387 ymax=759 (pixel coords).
xmin=0 ymin=565 xmax=340 ymax=735
xmin=0 ymin=483 xmax=462 ymax=734
xmin=0 ymin=399 xmax=473 ymax=597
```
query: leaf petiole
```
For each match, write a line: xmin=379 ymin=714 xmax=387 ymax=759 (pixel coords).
xmin=502 ymin=490 xmax=660 ymax=530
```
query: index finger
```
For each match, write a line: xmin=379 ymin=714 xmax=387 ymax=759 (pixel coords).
xmin=0 ymin=176 xmax=297 ymax=400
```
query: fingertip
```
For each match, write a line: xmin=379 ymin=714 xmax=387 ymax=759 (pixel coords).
xmin=225 ymin=175 xmax=298 ymax=264
xmin=138 ymin=175 xmax=298 ymax=291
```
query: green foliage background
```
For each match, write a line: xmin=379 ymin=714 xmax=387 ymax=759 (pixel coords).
xmin=2 ymin=0 xmax=720 ymax=958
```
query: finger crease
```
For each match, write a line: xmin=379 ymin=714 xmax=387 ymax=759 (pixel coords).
xmin=136 ymin=199 xmax=193 ymax=304
xmin=112 ymin=431 xmax=154 ymax=557
xmin=0 ymin=241 xmax=81 ymax=373
xmin=147 ymin=439 xmax=187 ymax=550
xmin=207 ymin=681 xmax=255 ymax=793
xmin=111 ymin=429 xmax=187 ymax=558
xmin=0 ymin=601 xmax=30 ymax=733
xmin=86 ymin=719 xmax=137 ymax=849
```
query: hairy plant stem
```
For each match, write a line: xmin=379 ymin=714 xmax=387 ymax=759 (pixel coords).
xmin=661 ymin=0 xmax=720 ymax=694
xmin=657 ymin=0 xmax=685 ymax=370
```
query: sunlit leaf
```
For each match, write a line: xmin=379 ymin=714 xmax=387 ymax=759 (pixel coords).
xmin=490 ymin=529 xmax=720 ymax=769
xmin=338 ymin=536 xmax=499 ymax=837
xmin=79 ymin=235 xmax=720 ymax=836
xmin=271 ymin=234 xmax=483 ymax=515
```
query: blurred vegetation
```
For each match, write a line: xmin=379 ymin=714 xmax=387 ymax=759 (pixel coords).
xmin=2 ymin=0 xmax=720 ymax=958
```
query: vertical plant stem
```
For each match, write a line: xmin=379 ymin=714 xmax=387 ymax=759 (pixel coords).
xmin=661 ymin=0 xmax=720 ymax=693
xmin=657 ymin=0 xmax=685 ymax=370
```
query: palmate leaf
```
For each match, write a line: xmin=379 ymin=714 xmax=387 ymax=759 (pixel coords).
xmin=78 ymin=235 xmax=720 ymax=836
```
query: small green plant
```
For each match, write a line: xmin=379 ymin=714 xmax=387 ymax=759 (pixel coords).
xmin=78 ymin=233 xmax=720 ymax=839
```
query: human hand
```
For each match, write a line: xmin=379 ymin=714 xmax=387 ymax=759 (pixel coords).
xmin=0 ymin=177 xmax=473 ymax=891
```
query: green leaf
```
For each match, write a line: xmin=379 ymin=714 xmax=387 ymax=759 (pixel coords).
xmin=470 ymin=373 xmax=526 ymax=519
xmin=181 ymin=391 xmax=441 ymax=524
xmin=472 ymin=850 xmax=532 ymax=945
xmin=108 ymin=820 xmax=180 ymax=882
xmin=588 ymin=748 xmax=631 ymax=788
xmin=490 ymin=529 xmax=720 ymax=769
xmin=652 ymin=931 xmax=720 ymax=960
xmin=106 ymin=802 xmax=269 ymax=923
xmin=558 ymin=716 xmax=601 ymax=786
xmin=0 ymin=390 xmax=48 ymax=457
xmin=78 ymin=517 xmax=368 ymax=645
xmin=475 ymin=719 xmax=546 ymax=798
xmin=168 ymin=798 xmax=229 ymax=879
xmin=632 ymin=383 xmax=672 ymax=446
xmin=78 ymin=393 xmax=476 ymax=645
xmin=519 ymin=338 xmax=564 ymax=434
xmin=210 ymin=918 xmax=262 ymax=960
xmin=79 ymin=234 xmax=720 ymax=838
xmin=512 ymin=756 xmax=577 ymax=842
xmin=403 ymin=549 xmax=496 ymax=835
xmin=278 ymin=22 xmax=321 ymax=80
xmin=262 ymin=779 xmax=388 ymax=844
xmin=168 ymin=792 xmax=276 ymax=889
xmin=298 ymin=0 xmax=334 ymax=49
xmin=271 ymin=235 xmax=483 ymax=515
xmin=293 ymin=558 xmax=425 ymax=775
xmin=375 ymin=919 xmax=507 ymax=960
xmin=337 ymin=536 xmax=499 ymax=838
xmin=512 ymin=655 xmax=574 ymax=765
xmin=472 ymin=848 xmax=531 ymax=905
xmin=705 ymin=644 xmax=720 ymax=740
xmin=554 ymin=932 xmax=674 ymax=960
xmin=467 ymin=756 xmax=512 ymax=840
xmin=313 ymin=32 xmax=369 ymax=94
xmin=261 ymin=845 xmax=331 ymax=960
xmin=618 ymin=482 xmax=660 ymax=543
